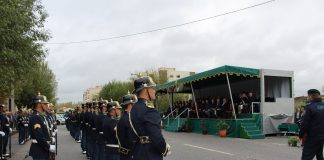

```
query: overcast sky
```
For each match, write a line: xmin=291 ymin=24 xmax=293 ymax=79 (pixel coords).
xmin=43 ymin=0 xmax=324 ymax=103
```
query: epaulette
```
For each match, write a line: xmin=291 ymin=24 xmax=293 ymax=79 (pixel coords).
xmin=145 ymin=101 xmax=155 ymax=109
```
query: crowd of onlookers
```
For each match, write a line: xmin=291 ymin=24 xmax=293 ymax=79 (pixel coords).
xmin=164 ymin=92 xmax=260 ymax=119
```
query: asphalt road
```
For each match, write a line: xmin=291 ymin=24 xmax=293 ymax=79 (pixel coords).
xmin=163 ymin=131 xmax=301 ymax=160
xmin=11 ymin=125 xmax=302 ymax=160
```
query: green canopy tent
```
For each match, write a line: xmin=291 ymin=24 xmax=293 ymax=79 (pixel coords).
xmin=157 ymin=65 xmax=260 ymax=119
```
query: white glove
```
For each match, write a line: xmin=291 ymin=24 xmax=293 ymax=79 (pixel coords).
xmin=49 ymin=145 xmax=56 ymax=153
xmin=167 ymin=143 xmax=171 ymax=155
xmin=52 ymin=132 xmax=56 ymax=137
xmin=164 ymin=143 xmax=171 ymax=156
xmin=51 ymin=137 xmax=56 ymax=144
xmin=0 ymin=131 xmax=5 ymax=137
xmin=55 ymin=129 xmax=58 ymax=133
xmin=9 ymin=128 xmax=12 ymax=133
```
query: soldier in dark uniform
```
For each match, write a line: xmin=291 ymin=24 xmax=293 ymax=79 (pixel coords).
xmin=80 ymin=104 xmax=87 ymax=154
xmin=103 ymin=100 xmax=122 ymax=160
xmin=130 ymin=76 xmax=171 ymax=160
xmin=117 ymin=92 xmax=138 ymax=160
xmin=94 ymin=100 xmax=108 ymax=160
xmin=72 ymin=107 xmax=81 ymax=143
xmin=29 ymin=94 xmax=56 ymax=160
xmin=0 ymin=104 xmax=12 ymax=158
xmin=45 ymin=104 xmax=57 ymax=160
xmin=300 ymin=89 xmax=324 ymax=160
xmin=25 ymin=111 xmax=31 ymax=142
xmin=84 ymin=103 xmax=93 ymax=159
xmin=17 ymin=110 xmax=26 ymax=145
xmin=90 ymin=102 xmax=99 ymax=159
xmin=0 ymin=104 xmax=10 ymax=159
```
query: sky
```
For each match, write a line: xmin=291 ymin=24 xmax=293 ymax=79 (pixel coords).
xmin=42 ymin=0 xmax=324 ymax=103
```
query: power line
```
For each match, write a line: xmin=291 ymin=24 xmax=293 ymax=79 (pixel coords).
xmin=46 ymin=0 xmax=275 ymax=45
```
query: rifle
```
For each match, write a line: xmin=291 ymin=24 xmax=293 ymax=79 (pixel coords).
xmin=24 ymin=125 xmax=27 ymax=142
xmin=55 ymin=126 xmax=58 ymax=155
xmin=48 ymin=117 xmax=56 ymax=160
xmin=9 ymin=131 xmax=11 ymax=158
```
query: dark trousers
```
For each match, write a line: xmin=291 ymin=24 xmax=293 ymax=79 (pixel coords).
xmin=120 ymin=154 xmax=132 ymax=160
xmin=91 ymin=135 xmax=96 ymax=158
xmin=74 ymin=127 xmax=80 ymax=141
xmin=104 ymin=152 xmax=120 ymax=160
xmin=19 ymin=127 xmax=25 ymax=143
xmin=86 ymin=135 xmax=93 ymax=158
xmin=81 ymin=129 xmax=86 ymax=151
xmin=2 ymin=134 xmax=8 ymax=154
xmin=302 ymin=137 xmax=324 ymax=160
xmin=94 ymin=143 xmax=105 ymax=160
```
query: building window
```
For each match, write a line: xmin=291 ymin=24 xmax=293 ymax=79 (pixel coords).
xmin=170 ymin=75 xmax=174 ymax=78
xmin=177 ymin=75 xmax=180 ymax=78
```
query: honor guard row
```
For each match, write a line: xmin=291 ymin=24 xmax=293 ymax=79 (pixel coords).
xmin=72 ymin=76 xmax=171 ymax=160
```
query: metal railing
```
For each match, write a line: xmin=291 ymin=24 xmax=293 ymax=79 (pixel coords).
xmin=175 ymin=108 xmax=190 ymax=128
xmin=163 ymin=109 xmax=178 ymax=126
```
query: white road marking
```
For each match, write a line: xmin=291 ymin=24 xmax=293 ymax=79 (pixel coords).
xmin=271 ymin=143 xmax=286 ymax=146
xmin=183 ymin=144 xmax=234 ymax=156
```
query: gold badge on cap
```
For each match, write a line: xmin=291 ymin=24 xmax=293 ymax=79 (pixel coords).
xmin=34 ymin=124 xmax=41 ymax=129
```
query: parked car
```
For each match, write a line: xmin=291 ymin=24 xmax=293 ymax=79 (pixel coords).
xmin=56 ymin=113 xmax=65 ymax=125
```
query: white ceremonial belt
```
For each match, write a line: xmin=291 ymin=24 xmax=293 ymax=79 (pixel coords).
xmin=106 ymin=144 xmax=119 ymax=148
xmin=92 ymin=128 xmax=96 ymax=130
xmin=5 ymin=124 xmax=9 ymax=126
xmin=31 ymin=139 xmax=50 ymax=144
xmin=99 ymin=132 xmax=104 ymax=135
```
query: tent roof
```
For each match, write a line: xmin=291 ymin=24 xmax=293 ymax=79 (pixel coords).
xmin=156 ymin=65 xmax=260 ymax=91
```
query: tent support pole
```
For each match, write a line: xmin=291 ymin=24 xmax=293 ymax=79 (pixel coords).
xmin=167 ymin=89 xmax=173 ymax=117
xmin=226 ymin=73 xmax=237 ymax=120
xmin=191 ymin=82 xmax=200 ymax=119
xmin=171 ymin=89 xmax=174 ymax=117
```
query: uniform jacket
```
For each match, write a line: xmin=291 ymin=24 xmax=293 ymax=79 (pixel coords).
xmin=29 ymin=111 xmax=50 ymax=159
xmin=130 ymin=98 xmax=167 ymax=160
xmin=300 ymin=98 xmax=324 ymax=138
xmin=95 ymin=113 xmax=105 ymax=143
xmin=102 ymin=116 xmax=119 ymax=154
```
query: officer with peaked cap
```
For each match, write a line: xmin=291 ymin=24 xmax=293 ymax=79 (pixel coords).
xmin=103 ymin=100 xmax=122 ymax=160
xmin=116 ymin=92 xmax=138 ymax=160
xmin=129 ymin=76 xmax=171 ymax=160
xmin=28 ymin=93 xmax=55 ymax=160
xmin=300 ymin=89 xmax=324 ymax=160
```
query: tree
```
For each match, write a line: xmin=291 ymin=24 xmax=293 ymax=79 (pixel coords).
xmin=14 ymin=62 xmax=57 ymax=109
xmin=99 ymin=81 xmax=134 ymax=102
xmin=0 ymin=0 xmax=50 ymax=99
